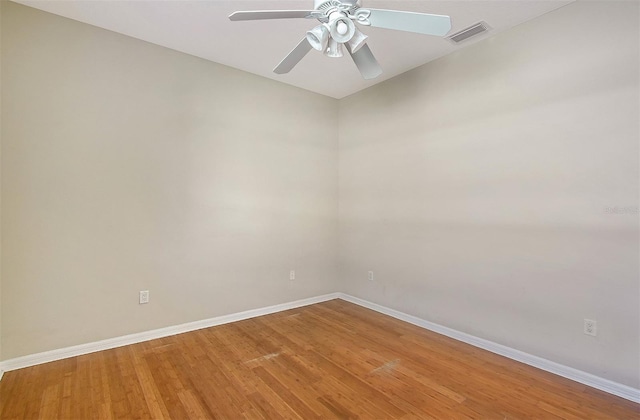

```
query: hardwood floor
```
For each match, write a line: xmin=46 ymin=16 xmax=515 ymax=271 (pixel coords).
xmin=0 ymin=299 xmax=638 ymax=419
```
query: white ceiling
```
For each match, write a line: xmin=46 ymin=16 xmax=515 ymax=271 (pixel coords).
xmin=14 ymin=0 xmax=573 ymax=98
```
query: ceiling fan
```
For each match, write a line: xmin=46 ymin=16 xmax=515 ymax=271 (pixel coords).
xmin=229 ymin=0 xmax=451 ymax=80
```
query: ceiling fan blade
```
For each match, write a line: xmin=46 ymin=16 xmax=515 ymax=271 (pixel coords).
xmin=363 ymin=9 xmax=451 ymax=36
xmin=229 ymin=10 xmax=315 ymax=21
xmin=347 ymin=44 xmax=382 ymax=80
xmin=273 ymin=38 xmax=313 ymax=74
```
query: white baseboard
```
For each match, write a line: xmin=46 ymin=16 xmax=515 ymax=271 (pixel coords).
xmin=336 ymin=293 xmax=640 ymax=404
xmin=0 ymin=291 xmax=638 ymax=404
xmin=0 ymin=292 xmax=340 ymax=374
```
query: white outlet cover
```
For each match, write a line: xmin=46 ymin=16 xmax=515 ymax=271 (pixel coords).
xmin=368 ymin=271 xmax=374 ymax=281
xmin=289 ymin=270 xmax=295 ymax=281
xmin=139 ymin=290 xmax=150 ymax=304
xmin=584 ymin=319 xmax=597 ymax=336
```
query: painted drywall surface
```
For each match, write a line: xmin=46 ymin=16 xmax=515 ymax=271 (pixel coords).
xmin=1 ymin=2 xmax=339 ymax=359
xmin=339 ymin=1 xmax=639 ymax=387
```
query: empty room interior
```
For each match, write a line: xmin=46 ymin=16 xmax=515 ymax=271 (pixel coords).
xmin=0 ymin=0 xmax=639 ymax=418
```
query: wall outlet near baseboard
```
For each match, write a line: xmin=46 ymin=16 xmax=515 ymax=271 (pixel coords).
xmin=139 ymin=290 xmax=150 ymax=304
xmin=584 ymin=319 xmax=597 ymax=336
xmin=289 ymin=270 xmax=295 ymax=281
xmin=368 ymin=271 xmax=374 ymax=282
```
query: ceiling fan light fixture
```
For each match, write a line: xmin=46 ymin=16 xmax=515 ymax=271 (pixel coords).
xmin=306 ymin=24 xmax=330 ymax=51
xmin=229 ymin=0 xmax=452 ymax=79
xmin=329 ymin=15 xmax=355 ymax=43
xmin=325 ymin=38 xmax=344 ymax=58
xmin=347 ymin=28 xmax=368 ymax=53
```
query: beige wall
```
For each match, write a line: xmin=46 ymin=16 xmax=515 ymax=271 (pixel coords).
xmin=339 ymin=0 xmax=639 ymax=387
xmin=1 ymin=1 xmax=338 ymax=359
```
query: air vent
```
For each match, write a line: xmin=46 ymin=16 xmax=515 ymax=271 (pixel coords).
xmin=447 ymin=22 xmax=490 ymax=44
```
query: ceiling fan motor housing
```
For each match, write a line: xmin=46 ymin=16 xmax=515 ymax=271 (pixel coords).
xmin=314 ymin=0 xmax=360 ymax=10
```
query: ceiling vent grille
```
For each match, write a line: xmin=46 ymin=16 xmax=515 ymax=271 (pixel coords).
xmin=447 ymin=22 xmax=490 ymax=44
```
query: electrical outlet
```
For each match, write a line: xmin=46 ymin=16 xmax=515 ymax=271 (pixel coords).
xmin=584 ymin=319 xmax=597 ymax=336
xmin=289 ymin=270 xmax=295 ymax=281
xmin=139 ymin=290 xmax=149 ymax=304
xmin=368 ymin=271 xmax=374 ymax=282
